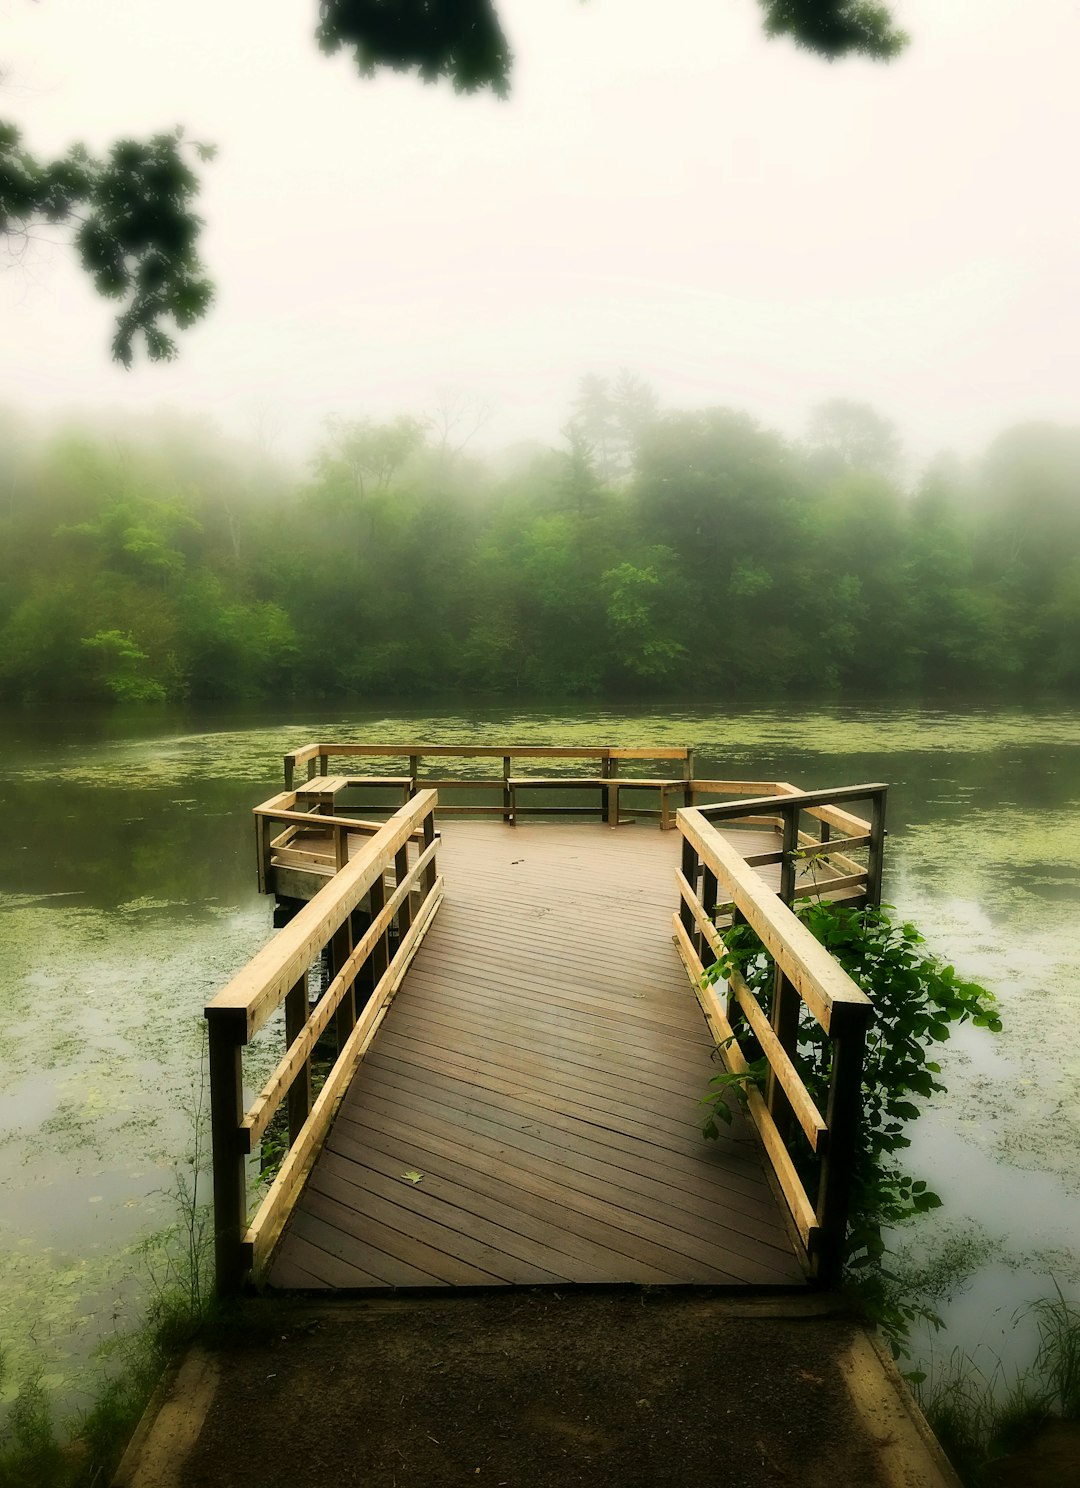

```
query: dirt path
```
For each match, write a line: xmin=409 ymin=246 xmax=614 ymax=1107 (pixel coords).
xmin=117 ymin=1292 xmax=960 ymax=1488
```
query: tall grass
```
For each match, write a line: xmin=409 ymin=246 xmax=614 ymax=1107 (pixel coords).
xmin=920 ymin=1282 xmax=1080 ymax=1487
xmin=0 ymin=1046 xmax=216 ymax=1488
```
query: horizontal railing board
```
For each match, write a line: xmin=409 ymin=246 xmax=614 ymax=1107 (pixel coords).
xmin=210 ymin=791 xmax=437 ymax=1042
xmin=676 ymin=808 xmax=871 ymax=1036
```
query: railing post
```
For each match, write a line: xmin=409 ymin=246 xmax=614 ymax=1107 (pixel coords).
xmin=369 ymin=875 xmax=389 ymax=992
xmin=285 ymin=974 xmax=312 ymax=1145
xmin=394 ymin=846 xmax=413 ymax=939
xmin=865 ymin=787 xmax=888 ymax=907
xmin=814 ymin=1007 xmax=870 ymax=1288
xmin=334 ymin=825 xmax=349 ymax=873
xmin=779 ymin=804 xmax=800 ymax=906
xmin=766 ymin=970 xmax=800 ymax=1143
xmin=679 ymin=837 xmax=697 ymax=939
xmin=207 ymin=1008 xmax=248 ymax=1298
xmin=332 ymin=919 xmax=356 ymax=1046
xmin=503 ymin=755 xmax=512 ymax=823
xmin=317 ymin=749 xmax=329 ymax=778
xmin=700 ymin=862 xmax=718 ymax=969
xmin=255 ymin=812 xmax=272 ymax=895
xmin=409 ymin=754 xmax=420 ymax=797
xmin=606 ymin=780 xmax=620 ymax=826
xmin=422 ymin=808 xmax=437 ymax=895
xmin=684 ymin=748 xmax=694 ymax=808
xmin=284 ymin=754 xmax=295 ymax=791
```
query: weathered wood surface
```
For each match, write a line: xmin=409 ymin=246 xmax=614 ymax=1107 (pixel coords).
xmin=269 ymin=821 xmax=806 ymax=1290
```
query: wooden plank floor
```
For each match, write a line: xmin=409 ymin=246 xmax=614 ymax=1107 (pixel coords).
xmin=269 ymin=822 xmax=807 ymax=1291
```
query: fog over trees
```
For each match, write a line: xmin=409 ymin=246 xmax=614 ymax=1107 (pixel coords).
xmin=2 ymin=385 xmax=1077 ymax=707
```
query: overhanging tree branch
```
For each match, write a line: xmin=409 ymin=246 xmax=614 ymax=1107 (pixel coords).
xmin=1 ymin=0 xmax=906 ymax=363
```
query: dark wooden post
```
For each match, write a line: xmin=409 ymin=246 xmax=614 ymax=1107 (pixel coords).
xmin=369 ymin=875 xmax=389 ymax=987
xmin=285 ymin=973 xmax=312 ymax=1145
xmin=765 ymin=970 xmax=800 ymax=1143
xmin=680 ymin=836 xmax=697 ymax=938
xmin=503 ymin=755 xmax=512 ymax=824
xmin=865 ymin=787 xmax=888 ymax=907
xmin=422 ymin=808 xmax=437 ymax=895
xmin=409 ymin=754 xmax=420 ymax=798
xmin=394 ymin=846 xmax=413 ymax=939
xmin=814 ymin=1006 xmax=870 ymax=1288
xmin=334 ymin=825 xmax=349 ymax=873
xmin=331 ymin=918 xmax=356 ymax=1048
xmin=778 ymin=805 xmax=800 ymax=906
xmin=317 ymin=749 xmax=329 ymax=778
xmin=700 ymin=863 xmax=718 ymax=968
xmin=606 ymin=780 xmax=619 ymax=827
xmin=255 ymin=813 xmax=272 ymax=895
xmin=207 ymin=1008 xmax=247 ymax=1297
xmin=284 ymin=755 xmax=295 ymax=791
xmin=684 ymin=747 xmax=694 ymax=808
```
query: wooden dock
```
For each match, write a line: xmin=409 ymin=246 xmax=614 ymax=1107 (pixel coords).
xmin=205 ymin=745 xmax=885 ymax=1297
xmin=269 ymin=822 xmax=804 ymax=1289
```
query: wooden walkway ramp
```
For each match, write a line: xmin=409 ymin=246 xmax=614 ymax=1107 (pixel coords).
xmin=269 ymin=822 xmax=805 ymax=1291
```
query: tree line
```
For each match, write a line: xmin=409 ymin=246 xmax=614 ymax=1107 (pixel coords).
xmin=1 ymin=385 xmax=1078 ymax=706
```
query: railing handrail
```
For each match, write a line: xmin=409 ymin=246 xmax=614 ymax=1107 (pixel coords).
xmin=697 ymin=781 xmax=884 ymax=823
xmin=209 ymin=790 xmax=438 ymax=1042
xmin=206 ymin=789 xmax=443 ymax=1294
xmin=678 ymin=808 xmax=871 ymax=1032
xmin=283 ymin=741 xmax=696 ymax=790
xmin=286 ymin=742 xmax=692 ymax=763
xmin=675 ymin=804 xmax=875 ymax=1286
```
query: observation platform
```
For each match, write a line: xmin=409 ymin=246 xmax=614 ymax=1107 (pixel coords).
xmin=207 ymin=743 xmax=888 ymax=1299
xmin=269 ymin=820 xmax=803 ymax=1289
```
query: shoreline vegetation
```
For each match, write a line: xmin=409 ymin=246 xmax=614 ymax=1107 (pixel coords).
xmin=2 ymin=391 xmax=1080 ymax=708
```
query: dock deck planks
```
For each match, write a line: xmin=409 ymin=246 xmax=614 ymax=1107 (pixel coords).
xmin=269 ymin=821 xmax=807 ymax=1290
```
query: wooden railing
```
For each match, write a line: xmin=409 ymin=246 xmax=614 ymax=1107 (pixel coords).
xmin=281 ymin=742 xmax=696 ymax=826
xmin=695 ymin=782 xmax=887 ymax=908
xmin=285 ymin=741 xmax=694 ymax=786
xmin=252 ymin=790 xmax=418 ymax=895
xmin=674 ymin=802 xmax=875 ymax=1287
xmin=205 ymin=791 xmax=442 ymax=1294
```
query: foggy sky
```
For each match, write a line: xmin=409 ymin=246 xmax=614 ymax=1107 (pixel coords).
xmin=3 ymin=0 xmax=1079 ymax=467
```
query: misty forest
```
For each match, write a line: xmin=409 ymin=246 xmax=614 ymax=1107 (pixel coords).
xmin=3 ymin=386 xmax=1079 ymax=709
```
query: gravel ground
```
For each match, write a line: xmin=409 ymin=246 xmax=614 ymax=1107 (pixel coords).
xmin=176 ymin=1292 xmax=911 ymax=1488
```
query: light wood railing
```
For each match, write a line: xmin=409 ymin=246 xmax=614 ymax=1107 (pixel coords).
xmin=205 ymin=791 xmax=442 ymax=1295
xmin=695 ymin=782 xmax=887 ymax=908
xmin=674 ymin=803 xmax=875 ymax=1286
xmin=252 ymin=789 xmax=427 ymax=895
xmin=281 ymin=742 xmax=696 ymax=826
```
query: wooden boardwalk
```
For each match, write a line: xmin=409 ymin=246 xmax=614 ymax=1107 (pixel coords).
xmin=269 ymin=821 xmax=806 ymax=1291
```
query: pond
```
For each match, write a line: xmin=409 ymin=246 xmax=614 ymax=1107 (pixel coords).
xmin=1 ymin=701 xmax=1077 ymax=1418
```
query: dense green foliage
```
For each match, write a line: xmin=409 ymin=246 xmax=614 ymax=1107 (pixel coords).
xmin=701 ymin=898 xmax=1001 ymax=1349
xmin=2 ymin=392 xmax=1080 ymax=706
